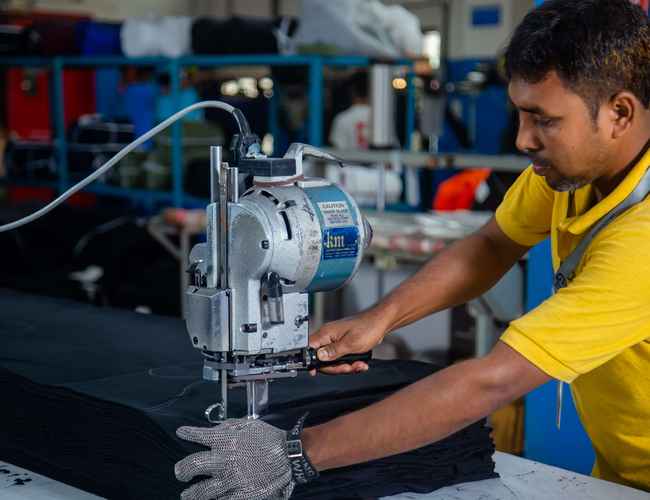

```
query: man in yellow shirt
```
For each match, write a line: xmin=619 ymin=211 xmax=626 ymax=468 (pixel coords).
xmin=174 ymin=0 xmax=650 ymax=497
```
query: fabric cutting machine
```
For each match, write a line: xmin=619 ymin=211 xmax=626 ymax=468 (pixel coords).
xmin=183 ymin=112 xmax=373 ymax=422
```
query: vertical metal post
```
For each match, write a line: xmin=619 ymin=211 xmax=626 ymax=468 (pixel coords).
xmin=246 ymin=380 xmax=258 ymax=419
xmin=308 ymin=56 xmax=324 ymax=146
xmin=268 ymin=81 xmax=279 ymax=155
xmin=227 ymin=165 xmax=239 ymax=203
xmin=377 ymin=163 xmax=386 ymax=212
xmin=218 ymin=163 xmax=236 ymax=290
xmin=210 ymin=146 xmax=221 ymax=203
xmin=246 ymin=379 xmax=269 ymax=420
xmin=220 ymin=370 xmax=228 ymax=419
xmin=170 ymin=59 xmax=183 ymax=206
xmin=218 ymin=167 xmax=228 ymax=290
xmin=51 ymin=58 xmax=67 ymax=193
xmin=207 ymin=146 xmax=222 ymax=290
xmin=370 ymin=64 xmax=395 ymax=148
xmin=405 ymin=69 xmax=416 ymax=150
xmin=180 ymin=228 xmax=190 ymax=315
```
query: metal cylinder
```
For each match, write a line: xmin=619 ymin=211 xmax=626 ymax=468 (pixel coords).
xmin=370 ymin=64 xmax=395 ymax=148
xmin=210 ymin=146 xmax=221 ymax=203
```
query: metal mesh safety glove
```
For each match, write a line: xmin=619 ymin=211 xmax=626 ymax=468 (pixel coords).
xmin=175 ymin=414 xmax=318 ymax=500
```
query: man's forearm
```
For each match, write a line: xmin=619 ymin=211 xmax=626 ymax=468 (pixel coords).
xmin=301 ymin=342 xmax=549 ymax=471
xmin=376 ymin=220 xmax=528 ymax=333
xmin=302 ymin=357 xmax=498 ymax=470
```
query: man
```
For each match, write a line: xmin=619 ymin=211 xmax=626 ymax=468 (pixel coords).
xmin=174 ymin=1 xmax=650 ymax=498
xmin=330 ymin=71 xmax=371 ymax=150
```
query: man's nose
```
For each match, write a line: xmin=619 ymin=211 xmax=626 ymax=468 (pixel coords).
xmin=515 ymin=119 xmax=541 ymax=153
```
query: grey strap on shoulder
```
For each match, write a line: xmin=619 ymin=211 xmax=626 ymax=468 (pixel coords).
xmin=553 ymin=166 xmax=650 ymax=430
xmin=553 ymin=166 xmax=650 ymax=292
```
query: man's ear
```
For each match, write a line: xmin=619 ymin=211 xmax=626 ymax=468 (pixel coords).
xmin=607 ymin=92 xmax=636 ymax=139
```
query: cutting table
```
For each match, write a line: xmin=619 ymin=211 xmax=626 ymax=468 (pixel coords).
xmin=1 ymin=452 xmax=646 ymax=499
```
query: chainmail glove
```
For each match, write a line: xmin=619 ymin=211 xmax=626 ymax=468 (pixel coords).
xmin=175 ymin=415 xmax=318 ymax=500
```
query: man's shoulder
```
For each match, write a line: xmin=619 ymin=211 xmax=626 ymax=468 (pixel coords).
xmin=500 ymin=166 xmax=556 ymax=212
xmin=590 ymin=198 xmax=650 ymax=265
xmin=603 ymin=197 xmax=650 ymax=236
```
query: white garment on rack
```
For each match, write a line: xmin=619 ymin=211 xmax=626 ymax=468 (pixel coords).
xmin=121 ymin=16 xmax=192 ymax=58
xmin=290 ymin=0 xmax=423 ymax=58
xmin=328 ymin=104 xmax=402 ymax=207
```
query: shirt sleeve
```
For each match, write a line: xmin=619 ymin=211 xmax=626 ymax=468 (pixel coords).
xmin=501 ymin=209 xmax=650 ymax=382
xmin=495 ymin=166 xmax=555 ymax=247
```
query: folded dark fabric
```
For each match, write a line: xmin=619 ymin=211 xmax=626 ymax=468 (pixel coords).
xmin=0 ymin=26 xmax=28 ymax=56
xmin=0 ymin=289 xmax=497 ymax=499
xmin=22 ymin=21 xmax=82 ymax=56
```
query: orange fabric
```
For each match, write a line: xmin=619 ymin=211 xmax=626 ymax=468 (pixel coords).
xmin=433 ymin=169 xmax=491 ymax=211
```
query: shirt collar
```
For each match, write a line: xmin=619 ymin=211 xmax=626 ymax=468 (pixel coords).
xmin=558 ymin=141 xmax=650 ymax=235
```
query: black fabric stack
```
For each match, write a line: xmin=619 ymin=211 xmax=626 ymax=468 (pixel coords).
xmin=191 ymin=17 xmax=280 ymax=55
xmin=0 ymin=206 xmax=182 ymax=315
xmin=0 ymin=289 xmax=497 ymax=499
xmin=21 ymin=21 xmax=82 ymax=56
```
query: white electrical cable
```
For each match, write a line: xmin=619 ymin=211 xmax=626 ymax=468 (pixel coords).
xmin=0 ymin=101 xmax=238 ymax=233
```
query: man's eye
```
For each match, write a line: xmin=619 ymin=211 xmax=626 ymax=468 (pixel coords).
xmin=534 ymin=117 xmax=555 ymax=128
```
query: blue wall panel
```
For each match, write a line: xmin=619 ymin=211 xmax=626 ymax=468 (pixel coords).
xmin=472 ymin=6 xmax=502 ymax=27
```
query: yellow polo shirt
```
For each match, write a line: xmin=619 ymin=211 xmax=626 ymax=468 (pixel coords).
xmin=495 ymin=151 xmax=650 ymax=491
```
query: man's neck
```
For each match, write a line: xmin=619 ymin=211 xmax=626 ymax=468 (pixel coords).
xmin=593 ymin=133 xmax=650 ymax=200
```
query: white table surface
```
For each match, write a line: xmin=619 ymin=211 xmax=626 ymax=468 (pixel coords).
xmin=2 ymin=452 xmax=647 ymax=499
xmin=0 ymin=462 xmax=101 ymax=500
xmin=383 ymin=452 xmax=649 ymax=499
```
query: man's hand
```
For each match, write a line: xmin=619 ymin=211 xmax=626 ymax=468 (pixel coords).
xmin=175 ymin=419 xmax=302 ymax=500
xmin=309 ymin=219 xmax=529 ymax=376
xmin=309 ymin=308 xmax=392 ymax=375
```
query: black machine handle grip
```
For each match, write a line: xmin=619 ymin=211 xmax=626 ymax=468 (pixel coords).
xmin=306 ymin=348 xmax=372 ymax=370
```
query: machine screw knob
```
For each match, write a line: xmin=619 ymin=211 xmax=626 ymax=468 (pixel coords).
xmin=294 ymin=315 xmax=309 ymax=328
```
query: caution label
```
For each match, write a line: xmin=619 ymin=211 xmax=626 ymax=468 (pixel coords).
xmin=318 ymin=201 xmax=353 ymax=228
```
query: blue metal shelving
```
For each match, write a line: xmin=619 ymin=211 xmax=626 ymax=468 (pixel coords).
xmin=0 ymin=54 xmax=416 ymax=208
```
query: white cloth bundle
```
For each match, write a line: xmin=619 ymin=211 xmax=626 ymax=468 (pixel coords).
xmin=290 ymin=0 xmax=422 ymax=58
xmin=121 ymin=16 xmax=192 ymax=58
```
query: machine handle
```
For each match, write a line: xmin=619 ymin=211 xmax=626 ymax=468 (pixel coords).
xmin=306 ymin=348 xmax=372 ymax=369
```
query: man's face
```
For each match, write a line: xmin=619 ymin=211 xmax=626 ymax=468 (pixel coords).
xmin=509 ymin=71 xmax=613 ymax=192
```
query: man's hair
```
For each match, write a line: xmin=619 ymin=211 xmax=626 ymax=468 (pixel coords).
xmin=349 ymin=71 xmax=369 ymax=100
xmin=504 ymin=0 xmax=650 ymax=120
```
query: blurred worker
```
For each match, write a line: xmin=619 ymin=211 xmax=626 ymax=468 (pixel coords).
xmin=327 ymin=71 xmax=402 ymax=206
xmin=174 ymin=1 xmax=650 ymax=498
xmin=330 ymin=71 xmax=370 ymax=150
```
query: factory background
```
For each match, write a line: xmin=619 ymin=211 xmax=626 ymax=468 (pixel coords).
xmin=1 ymin=0 xmax=648 ymax=497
